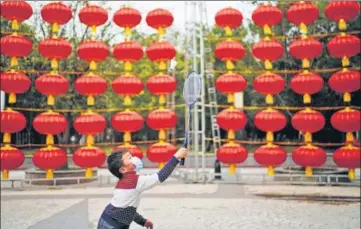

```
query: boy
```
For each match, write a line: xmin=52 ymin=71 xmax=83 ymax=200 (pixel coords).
xmin=97 ymin=147 xmax=188 ymax=229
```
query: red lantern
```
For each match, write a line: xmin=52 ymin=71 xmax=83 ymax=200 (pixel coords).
xmin=215 ymin=40 xmax=246 ymax=70
xmin=146 ymin=8 xmax=174 ymax=35
xmin=252 ymin=39 xmax=284 ymax=70
xmin=254 ymin=144 xmax=287 ymax=176
xmin=32 ymin=146 xmax=67 ymax=179
xmin=331 ymin=108 xmax=360 ymax=143
xmin=79 ymin=5 xmax=108 ymax=33
xmin=333 ymin=145 xmax=360 ymax=179
xmin=327 ymin=34 xmax=360 ymax=67
xmin=253 ymin=72 xmax=285 ymax=104
xmin=146 ymin=109 xmax=177 ymax=140
xmin=0 ymin=0 xmax=33 ymax=30
xmin=0 ymin=108 xmax=26 ymax=143
xmin=0 ymin=71 xmax=31 ymax=104
xmin=75 ymin=74 xmax=107 ymax=106
xmin=113 ymin=7 xmax=141 ymax=35
xmin=292 ymin=108 xmax=325 ymax=143
xmin=35 ymin=73 xmax=69 ymax=105
xmin=33 ymin=111 xmax=68 ymax=145
xmin=38 ymin=37 xmax=72 ymax=70
xmin=146 ymin=74 xmax=177 ymax=104
xmin=0 ymin=35 xmax=32 ymax=67
xmin=73 ymin=146 xmax=106 ymax=177
xmin=290 ymin=71 xmax=324 ymax=104
xmin=286 ymin=2 xmax=319 ymax=33
xmin=77 ymin=40 xmax=109 ymax=70
xmin=325 ymin=1 xmax=360 ymax=30
xmin=329 ymin=69 xmax=360 ymax=102
xmin=292 ymin=145 xmax=326 ymax=176
xmin=112 ymin=74 xmax=143 ymax=106
xmin=216 ymin=108 xmax=247 ymax=140
xmin=113 ymin=144 xmax=143 ymax=160
xmin=215 ymin=7 xmax=243 ymax=36
xmin=252 ymin=4 xmax=282 ymax=36
xmin=254 ymin=108 xmax=287 ymax=143
xmin=217 ymin=142 xmax=247 ymax=174
xmin=215 ymin=72 xmax=247 ymax=103
xmin=113 ymin=41 xmax=144 ymax=71
xmin=146 ymin=41 xmax=176 ymax=71
xmin=112 ymin=111 xmax=144 ymax=143
xmin=41 ymin=2 xmax=72 ymax=33
xmin=74 ymin=112 xmax=107 ymax=146
xmin=1 ymin=145 xmax=25 ymax=179
xmin=289 ymin=37 xmax=323 ymax=69
xmin=147 ymin=142 xmax=177 ymax=168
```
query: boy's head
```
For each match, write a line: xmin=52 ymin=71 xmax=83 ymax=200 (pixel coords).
xmin=107 ymin=150 xmax=136 ymax=179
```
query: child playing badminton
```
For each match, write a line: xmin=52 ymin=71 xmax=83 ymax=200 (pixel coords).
xmin=97 ymin=147 xmax=188 ymax=229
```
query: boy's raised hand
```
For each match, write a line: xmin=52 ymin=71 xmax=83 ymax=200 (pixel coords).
xmin=145 ymin=220 xmax=153 ymax=229
xmin=175 ymin=147 xmax=188 ymax=159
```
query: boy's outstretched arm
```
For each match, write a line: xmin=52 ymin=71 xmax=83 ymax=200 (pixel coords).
xmin=133 ymin=212 xmax=153 ymax=228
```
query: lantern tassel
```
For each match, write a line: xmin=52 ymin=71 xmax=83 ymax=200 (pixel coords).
xmin=267 ymin=166 xmax=275 ymax=176
xmin=46 ymin=134 xmax=54 ymax=145
xmin=90 ymin=61 xmax=97 ymax=70
xmin=52 ymin=23 xmax=59 ymax=34
xmin=348 ymin=168 xmax=356 ymax=180
xmin=10 ymin=57 xmax=18 ymax=67
xmin=305 ymin=166 xmax=312 ymax=176
xmin=346 ymin=132 xmax=354 ymax=143
xmin=87 ymin=95 xmax=95 ymax=106
xmin=124 ymin=27 xmax=131 ymax=36
xmin=91 ymin=25 xmax=97 ymax=34
xmin=124 ymin=95 xmax=132 ymax=106
xmin=228 ymin=130 xmax=235 ymax=140
xmin=85 ymin=168 xmax=93 ymax=178
xmin=344 ymin=92 xmax=351 ymax=103
xmin=158 ymin=162 xmax=165 ymax=169
xmin=304 ymin=132 xmax=312 ymax=143
xmin=124 ymin=132 xmax=131 ymax=143
xmin=9 ymin=93 xmax=16 ymax=104
xmin=263 ymin=25 xmax=272 ymax=36
xmin=11 ymin=20 xmax=19 ymax=31
xmin=159 ymin=95 xmax=166 ymax=105
xmin=302 ymin=59 xmax=310 ymax=69
xmin=159 ymin=61 xmax=167 ymax=71
xmin=342 ymin=56 xmax=349 ymax=67
xmin=46 ymin=169 xmax=54 ymax=179
xmin=225 ymin=26 xmax=232 ymax=36
xmin=3 ymin=133 xmax=11 ymax=143
xmin=124 ymin=61 xmax=133 ymax=72
xmin=48 ymin=95 xmax=55 ymax=106
xmin=2 ymin=170 xmax=9 ymax=180
xmin=303 ymin=94 xmax=311 ymax=104
xmin=265 ymin=60 xmax=272 ymax=70
xmin=159 ymin=129 xmax=166 ymax=141
xmin=229 ymin=164 xmax=236 ymax=175
xmin=87 ymin=135 xmax=94 ymax=146
xmin=226 ymin=60 xmax=235 ymax=70
xmin=265 ymin=94 xmax=274 ymax=105
xmin=227 ymin=93 xmax=234 ymax=103
xmin=266 ymin=132 xmax=274 ymax=143
xmin=299 ymin=23 xmax=308 ymax=34
xmin=51 ymin=59 xmax=58 ymax=70
xmin=338 ymin=19 xmax=347 ymax=31
xmin=157 ymin=27 xmax=165 ymax=36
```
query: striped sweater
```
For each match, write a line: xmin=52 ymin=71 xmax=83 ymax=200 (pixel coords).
xmin=103 ymin=156 xmax=180 ymax=226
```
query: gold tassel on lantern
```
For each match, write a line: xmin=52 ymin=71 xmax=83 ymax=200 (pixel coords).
xmin=158 ymin=129 xmax=166 ymax=141
xmin=267 ymin=166 xmax=275 ymax=176
xmin=91 ymin=25 xmax=97 ymax=34
xmin=159 ymin=61 xmax=167 ymax=71
xmin=87 ymin=135 xmax=94 ymax=146
xmin=303 ymin=93 xmax=311 ymax=104
xmin=229 ymin=164 xmax=236 ymax=175
xmin=87 ymin=95 xmax=95 ymax=106
xmin=9 ymin=93 xmax=16 ymax=104
xmin=124 ymin=27 xmax=131 ymax=36
xmin=158 ymin=162 xmax=165 ymax=169
xmin=266 ymin=131 xmax=274 ymax=143
xmin=299 ymin=22 xmax=308 ymax=34
xmin=305 ymin=166 xmax=312 ymax=177
xmin=2 ymin=170 xmax=9 ymax=180
xmin=90 ymin=61 xmax=97 ymax=70
xmin=264 ymin=60 xmax=272 ymax=70
xmin=225 ymin=26 xmax=232 ymax=36
xmin=338 ymin=19 xmax=347 ymax=31
xmin=265 ymin=94 xmax=274 ymax=105
xmin=159 ymin=95 xmax=166 ymax=105
xmin=46 ymin=169 xmax=54 ymax=179
xmin=227 ymin=93 xmax=234 ymax=103
xmin=124 ymin=61 xmax=133 ymax=72
xmin=342 ymin=56 xmax=349 ymax=67
xmin=226 ymin=60 xmax=235 ymax=70
xmin=302 ymin=59 xmax=310 ymax=69
xmin=47 ymin=95 xmax=55 ymax=106
xmin=3 ymin=133 xmax=11 ymax=143
xmin=346 ymin=132 xmax=354 ymax=143
xmin=52 ymin=23 xmax=59 ymax=34
xmin=157 ymin=27 xmax=165 ymax=36
xmin=124 ymin=131 xmax=131 ymax=143
xmin=263 ymin=25 xmax=271 ymax=36
xmin=304 ymin=132 xmax=312 ymax=143
xmin=344 ymin=92 xmax=351 ymax=103
xmin=124 ymin=95 xmax=132 ymax=106
xmin=11 ymin=20 xmax=19 ymax=31
xmin=51 ymin=59 xmax=58 ymax=70
xmin=10 ymin=57 xmax=18 ymax=67
xmin=227 ymin=130 xmax=235 ymax=140
xmin=46 ymin=134 xmax=54 ymax=145
xmin=85 ymin=168 xmax=93 ymax=178
xmin=348 ymin=168 xmax=356 ymax=180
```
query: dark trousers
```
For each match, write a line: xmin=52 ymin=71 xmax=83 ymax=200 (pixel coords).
xmin=97 ymin=212 xmax=129 ymax=229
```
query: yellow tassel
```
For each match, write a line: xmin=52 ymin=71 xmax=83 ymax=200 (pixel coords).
xmin=48 ymin=95 xmax=55 ymax=105
xmin=9 ymin=93 xmax=16 ymax=104
xmin=265 ymin=60 xmax=272 ymax=70
xmin=90 ymin=61 xmax=97 ymax=70
xmin=304 ymin=132 xmax=312 ymax=143
xmin=124 ymin=132 xmax=131 ymax=143
xmin=159 ymin=129 xmax=166 ymax=141
xmin=159 ymin=95 xmax=166 ymax=105
xmin=124 ymin=27 xmax=131 ymax=36
xmin=2 ymin=170 xmax=9 ymax=180
xmin=226 ymin=60 xmax=235 ymax=70
xmin=305 ymin=166 xmax=312 ymax=177
xmin=157 ymin=27 xmax=165 ymax=36
xmin=342 ymin=56 xmax=349 ymax=67
xmin=266 ymin=132 xmax=274 ymax=143
xmin=10 ymin=57 xmax=18 ymax=67
xmin=52 ymin=23 xmax=59 ymax=33
xmin=263 ymin=25 xmax=271 ymax=36
xmin=51 ymin=59 xmax=58 ymax=70
xmin=348 ymin=168 xmax=356 ymax=180
xmin=91 ymin=25 xmax=96 ymax=34
xmin=225 ymin=26 xmax=233 ymax=36
xmin=338 ymin=19 xmax=347 ymax=31
xmin=265 ymin=94 xmax=274 ymax=105
xmin=229 ymin=164 xmax=236 ymax=175
xmin=87 ymin=135 xmax=94 ymax=146
xmin=85 ymin=168 xmax=93 ymax=178
xmin=11 ymin=20 xmax=19 ymax=31
xmin=124 ymin=61 xmax=133 ymax=72
xmin=158 ymin=162 xmax=165 ymax=169
xmin=46 ymin=134 xmax=54 ymax=145
xmin=267 ymin=166 xmax=275 ymax=176
xmin=228 ymin=130 xmax=235 ymax=140
xmin=227 ymin=94 xmax=234 ymax=103
xmin=159 ymin=61 xmax=167 ymax=71
xmin=303 ymin=94 xmax=311 ymax=104
xmin=3 ymin=133 xmax=11 ymax=143
xmin=87 ymin=95 xmax=95 ymax=106
xmin=302 ymin=59 xmax=310 ymax=69
xmin=346 ymin=132 xmax=354 ymax=143
xmin=46 ymin=169 xmax=54 ymax=179
xmin=299 ymin=22 xmax=308 ymax=34
xmin=344 ymin=92 xmax=351 ymax=103
xmin=124 ymin=95 xmax=132 ymax=106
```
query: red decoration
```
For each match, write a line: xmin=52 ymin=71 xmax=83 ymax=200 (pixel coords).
xmin=1 ymin=35 xmax=32 ymax=66
xmin=216 ymin=108 xmax=247 ymax=140
xmin=111 ymin=111 xmax=144 ymax=142
xmin=215 ymin=7 xmax=243 ymax=36
xmin=286 ymin=2 xmax=319 ymax=33
xmin=79 ymin=5 xmax=108 ymax=30
xmin=146 ymin=41 xmax=176 ymax=71
xmin=252 ymin=4 xmax=282 ymax=35
xmin=113 ymin=144 xmax=143 ymax=159
xmin=289 ymin=37 xmax=323 ymax=69
xmin=1 ymin=145 xmax=25 ymax=179
xmin=254 ymin=108 xmax=287 ymax=142
xmin=327 ymin=34 xmax=360 ymax=67
xmin=292 ymin=145 xmax=326 ymax=176
xmin=0 ymin=0 xmax=33 ymax=30
xmin=290 ymin=71 xmax=324 ymax=104
xmin=333 ymin=145 xmax=360 ymax=179
xmin=325 ymin=1 xmax=360 ymax=30
xmin=74 ymin=112 xmax=107 ymax=145
xmin=146 ymin=109 xmax=177 ymax=141
xmin=35 ymin=73 xmax=69 ymax=105
xmin=0 ymin=108 xmax=26 ymax=143
xmin=215 ymin=40 xmax=246 ymax=70
xmin=217 ymin=142 xmax=247 ymax=174
xmin=291 ymin=108 xmax=325 ymax=143
xmin=254 ymin=144 xmax=287 ymax=175
xmin=33 ymin=111 xmax=67 ymax=145
xmin=147 ymin=142 xmax=177 ymax=168
xmin=215 ymin=73 xmax=247 ymax=103
xmin=146 ymin=74 xmax=177 ymax=104
xmin=0 ymin=71 xmax=31 ymax=104
xmin=331 ymin=108 xmax=360 ymax=143
xmin=77 ymin=40 xmax=109 ymax=70
xmin=252 ymin=39 xmax=284 ymax=70
xmin=329 ymin=69 xmax=360 ymax=102
xmin=73 ymin=146 xmax=106 ymax=177
xmin=32 ymin=146 xmax=67 ymax=178
xmin=146 ymin=8 xmax=174 ymax=35
xmin=75 ymin=74 xmax=107 ymax=106
xmin=113 ymin=41 xmax=143 ymax=71
xmin=113 ymin=7 xmax=141 ymax=35
xmin=253 ymin=72 xmax=285 ymax=104
xmin=112 ymin=75 xmax=143 ymax=106
xmin=41 ymin=2 xmax=72 ymax=33
xmin=38 ymin=38 xmax=72 ymax=69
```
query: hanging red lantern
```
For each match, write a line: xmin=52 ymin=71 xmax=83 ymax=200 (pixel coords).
xmin=0 ymin=35 xmax=32 ymax=67
xmin=113 ymin=41 xmax=144 ymax=72
xmin=252 ymin=39 xmax=284 ymax=70
xmin=254 ymin=144 xmax=287 ymax=176
xmin=1 ymin=145 xmax=25 ymax=179
xmin=0 ymin=108 xmax=26 ymax=143
xmin=329 ymin=69 xmax=360 ymax=102
xmin=146 ymin=41 xmax=176 ymax=71
xmin=79 ymin=5 xmax=108 ymax=33
xmin=215 ymin=72 xmax=247 ymax=103
xmin=41 ymin=2 xmax=72 ymax=33
xmin=252 ymin=4 xmax=282 ymax=36
xmin=289 ymin=37 xmax=323 ymax=69
xmin=292 ymin=108 xmax=325 ymax=143
xmin=146 ymin=8 xmax=174 ymax=36
xmin=253 ymin=72 xmax=285 ymax=104
xmin=35 ymin=73 xmax=69 ymax=105
xmin=327 ymin=34 xmax=360 ymax=67
xmin=215 ymin=7 xmax=243 ymax=36
xmin=0 ymin=0 xmax=33 ymax=30
xmin=112 ymin=74 xmax=143 ymax=106
xmin=113 ymin=6 xmax=141 ymax=35
xmin=33 ymin=111 xmax=68 ymax=145
xmin=75 ymin=74 xmax=107 ymax=106
xmin=32 ymin=146 xmax=67 ymax=179
xmin=0 ymin=71 xmax=31 ymax=104
xmin=292 ymin=145 xmax=326 ymax=176
xmin=113 ymin=144 xmax=143 ymax=160
xmin=325 ymin=1 xmax=360 ymax=31
xmin=146 ymin=109 xmax=177 ymax=141
xmin=38 ymin=37 xmax=72 ymax=70
xmin=111 ymin=111 xmax=144 ymax=143
xmin=77 ymin=40 xmax=109 ymax=70
xmin=333 ymin=145 xmax=360 ymax=180
xmin=331 ymin=108 xmax=360 ymax=143
xmin=74 ymin=111 xmax=107 ymax=146
xmin=215 ymin=40 xmax=246 ymax=70
xmin=147 ymin=142 xmax=177 ymax=168
xmin=217 ymin=142 xmax=247 ymax=175
xmin=254 ymin=108 xmax=287 ymax=143
xmin=216 ymin=107 xmax=247 ymax=140
xmin=146 ymin=74 xmax=177 ymax=105
xmin=290 ymin=71 xmax=324 ymax=104
xmin=73 ymin=146 xmax=106 ymax=178
xmin=286 ymin=2 xmax=319 ymax=33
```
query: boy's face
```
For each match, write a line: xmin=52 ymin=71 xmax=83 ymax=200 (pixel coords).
xmin=119 ymin=151 xmax=136 ymax=173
